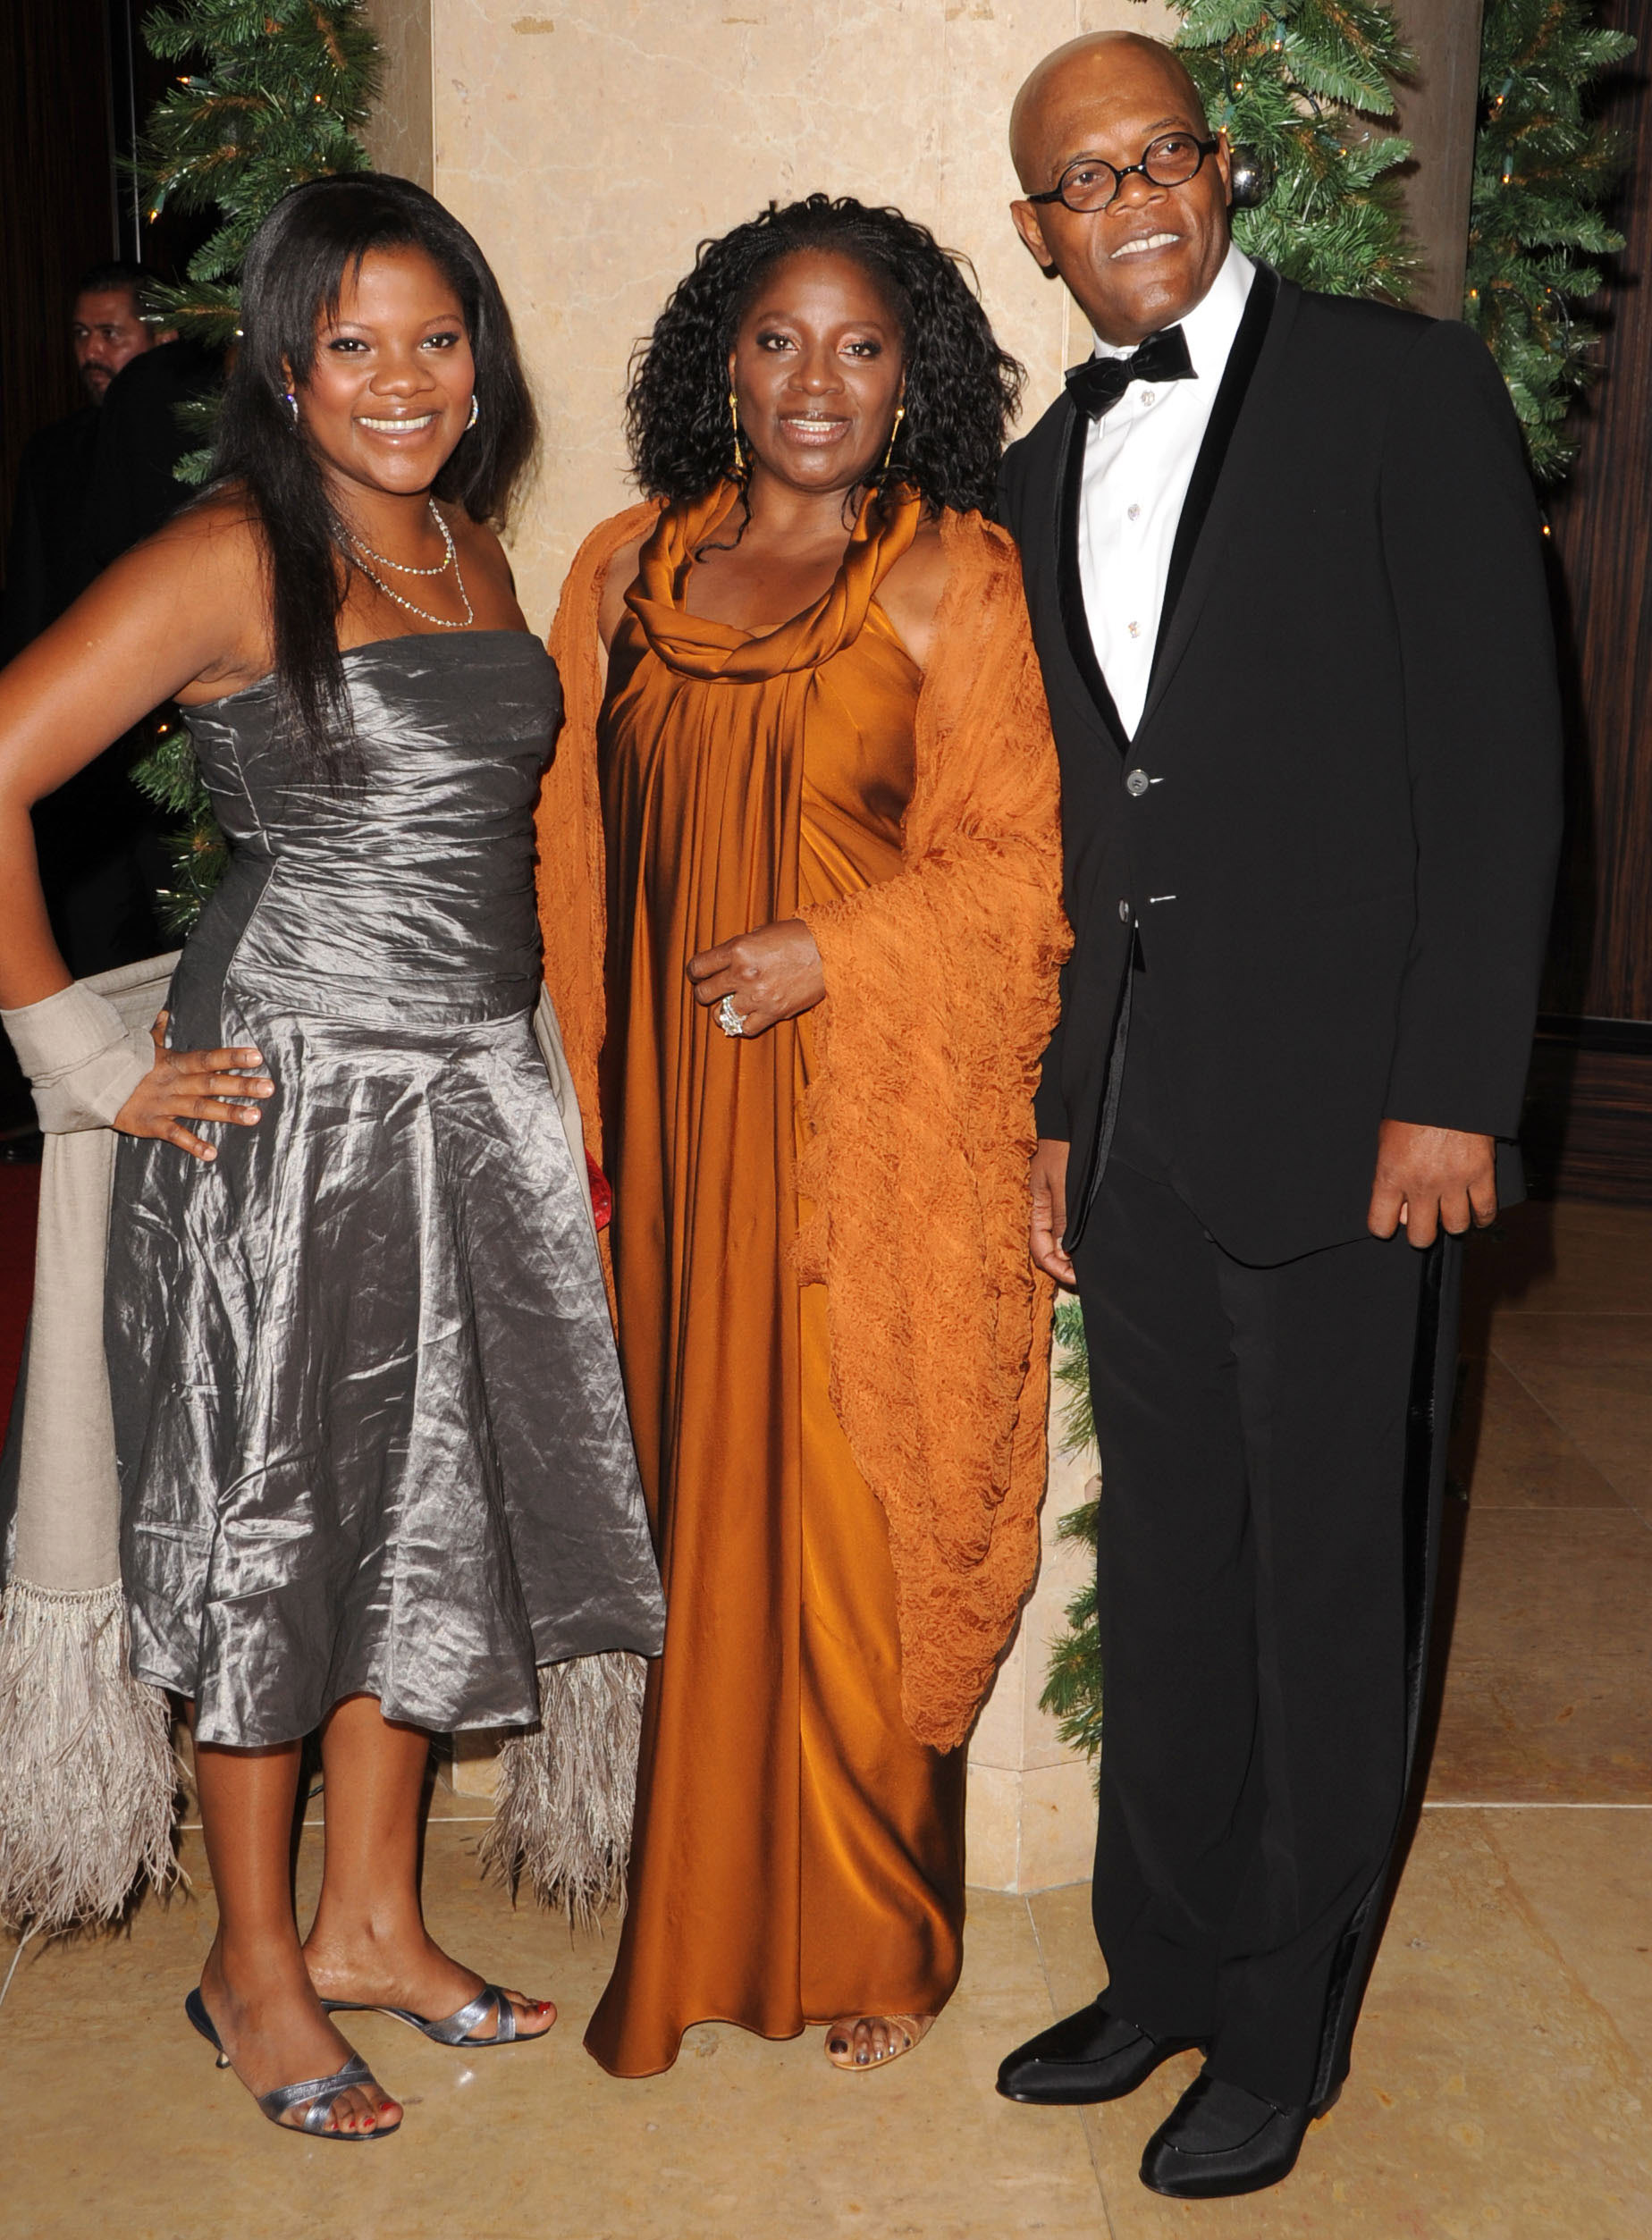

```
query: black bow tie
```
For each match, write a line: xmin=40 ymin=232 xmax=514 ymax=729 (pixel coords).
xmin=1064 ymin=326 xmax=1195 ymax=420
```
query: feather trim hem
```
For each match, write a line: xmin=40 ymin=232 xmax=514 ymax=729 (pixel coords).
xmin=0 ymin=1579 xmax=182 ymax=1936
xmin=477 ymin=1650 xmax=645 ymax=1929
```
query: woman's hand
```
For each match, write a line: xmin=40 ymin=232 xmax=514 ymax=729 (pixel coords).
xmin=112 ymin=1011 xmax=274 ymax=1164
xmin=687 ymin=919 xmax=826 ymax=1038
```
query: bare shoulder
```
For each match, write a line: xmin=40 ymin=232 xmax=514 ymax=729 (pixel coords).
xmin=77 ymin=487 xmax=273 ymax=704
xmin=596 ymin=526 xmax=652 ymax=651
xmin=131 ymin=487 xmax=264 ymax=602
xmin=875 ymin=510 xmax=951 ymax=669
xmin=0 ymin=487 xmax=272 ymax=776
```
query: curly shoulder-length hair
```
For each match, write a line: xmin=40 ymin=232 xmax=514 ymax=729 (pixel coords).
xmin=626 ymin=194 xmax=1024 ymax=518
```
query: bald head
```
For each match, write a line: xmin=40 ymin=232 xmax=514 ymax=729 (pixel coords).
xmin=1010 ymin=32 xmax=1210 ymax=192
xmin=1007 ymin=29 xmax=1230 ymax=349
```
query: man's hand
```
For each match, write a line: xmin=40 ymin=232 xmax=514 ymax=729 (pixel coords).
xmin=1367 ymin=1119 xmax=1496 ymax=1248
xmin=687 ymin=917 xmax=826 ymax=1038
xmin=1031 ymin=1136 xmax=1075 ymax=1286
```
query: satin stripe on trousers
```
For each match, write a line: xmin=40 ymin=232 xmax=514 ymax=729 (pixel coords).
xmin=1070 ymin=1047 xmax=1458 ymax=2109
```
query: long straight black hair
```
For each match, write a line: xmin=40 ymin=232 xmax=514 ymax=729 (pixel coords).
xmin=212 ymin=173 xmax=537 ymax=780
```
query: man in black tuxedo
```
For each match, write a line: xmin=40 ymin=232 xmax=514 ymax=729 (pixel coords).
xmin=991 ymin=33 xmax=1562 ymax=2201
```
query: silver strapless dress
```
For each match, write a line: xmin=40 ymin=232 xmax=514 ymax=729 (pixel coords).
xmin=105 ymin=632 xmax=663 ymax=1748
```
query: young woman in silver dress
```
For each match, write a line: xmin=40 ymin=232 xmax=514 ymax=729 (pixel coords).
xmin=0 ymin=176 xmax=662 ymax=2141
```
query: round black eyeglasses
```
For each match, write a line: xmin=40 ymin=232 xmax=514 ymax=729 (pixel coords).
xmin=1027 ymin=132 xmax=1221 ymax=215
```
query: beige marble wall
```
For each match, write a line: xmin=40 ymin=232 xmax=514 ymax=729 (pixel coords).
xmin=360 ymin=0 xmax=435 ymax=191
xmin=965 ymin=1435 xmax=1100 ymax=1891
xmin=424 ymin=0 xmax=1175 ymax=630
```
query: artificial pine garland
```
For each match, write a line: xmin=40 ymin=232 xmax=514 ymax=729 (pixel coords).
xmin=1037 ymin=1300 xmax=1107 ymax=1763
xmin=1177 ymin=0 xmax=1416 ymax=300
xmin=142 ymin=0 xmax=380 ymax=355
xmin=130 ymin=0 xmax=381 ymax=930
xmin=1464 ymin=0 xmax=1634 ymax=478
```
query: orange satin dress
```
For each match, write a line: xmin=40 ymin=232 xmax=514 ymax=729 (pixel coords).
xmin=584 ymin=483 xmax=966 ymax=2077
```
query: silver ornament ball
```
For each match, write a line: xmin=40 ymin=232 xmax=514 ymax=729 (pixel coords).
xmin=1228 ymin=145 xmax=1276 ymax=209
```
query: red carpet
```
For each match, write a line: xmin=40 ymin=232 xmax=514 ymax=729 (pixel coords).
xmin=0 ymin=1163 xmax=39 ymax=1424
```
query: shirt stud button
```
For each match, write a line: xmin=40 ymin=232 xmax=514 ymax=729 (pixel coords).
xmin=1141 ymin=390 xmax=1156 ymax=405
xmin=1125 ymin=768 xmax=1150 ymax=797
xmin=1127 ymin=503 xmax=1141 ymax=521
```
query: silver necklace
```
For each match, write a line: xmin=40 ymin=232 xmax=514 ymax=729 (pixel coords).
xmin=347 ymin=504 xmax=475 ymax=630
xmin=350 ymin=497 xmax=455 ymax=574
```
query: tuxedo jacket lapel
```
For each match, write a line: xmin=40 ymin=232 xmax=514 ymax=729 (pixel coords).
xmin=1055 ymin=403 xmax=1128 ymax=752
xmin=1140 ymin=265 xmax=1290 ymax=731
xmin=1048 ymin=266 xmax=1285 ymax=753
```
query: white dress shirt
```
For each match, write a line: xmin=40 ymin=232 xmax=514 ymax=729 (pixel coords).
xmin=1077 ymin=244 xmax=1254 ymax=737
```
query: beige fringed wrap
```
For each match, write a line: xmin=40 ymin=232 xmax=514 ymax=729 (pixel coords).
xmin=0 ymin=954 xmax=182 ymax=1936
xmin=0 ymin=963 xmax=645 ymax=1935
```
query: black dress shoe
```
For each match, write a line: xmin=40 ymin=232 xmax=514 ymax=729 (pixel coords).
xmin=1139 ymin=2069 xmax=1339 ymax=2199
xmin=996 ymin=2000 xmax=1204 ymax=2106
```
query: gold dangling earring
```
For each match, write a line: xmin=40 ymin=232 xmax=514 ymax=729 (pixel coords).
xmin=879 ymin=400 xmax=906 ymax=481
xmin=729 ymin=389 xmax=746 ymax=478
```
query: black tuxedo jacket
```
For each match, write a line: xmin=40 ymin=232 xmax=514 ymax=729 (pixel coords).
xmin=998 ymin=269 xmax=1563 ymax=1265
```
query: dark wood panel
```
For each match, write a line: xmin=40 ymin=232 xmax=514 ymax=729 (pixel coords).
xmin=0 ymin=0 xmax=117 ymax=584
xmin=1390 ymin=0 xmax=1486 ymax=319
xmin=1544 ymin=0 xmax=1652 ymax=1030
xmin=1523 ymin=1023 xmax=1652 ymax=1204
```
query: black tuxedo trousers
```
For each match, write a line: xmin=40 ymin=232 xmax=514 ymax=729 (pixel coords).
xmin=1072 ymin=969 xmax=1459 ymax=2108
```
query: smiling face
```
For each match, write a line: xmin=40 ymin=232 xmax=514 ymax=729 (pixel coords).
xmin=291 ymin=245 xmax=476 ymax=504
xmin=1010 ymin=34 xmax=1232 ymax=348
xmin=728 ymin=248 xmax=906 ymax=499
xmin=72 ymin=288 xmax=155 ymax=402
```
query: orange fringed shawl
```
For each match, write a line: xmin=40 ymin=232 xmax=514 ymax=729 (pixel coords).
xmin=536 ymin=501 xmax=1070 ymax=1749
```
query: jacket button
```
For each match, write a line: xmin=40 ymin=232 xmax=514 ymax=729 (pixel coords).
xmin=1125 ymin=768 xmax=1150 ymax=797
xmin=1117 ymin=899 xmax=1133 ymax=923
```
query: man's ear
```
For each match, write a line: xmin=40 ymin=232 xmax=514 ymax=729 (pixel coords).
xmin=1215 ymin=128 xmax=1235 ymax=209
xmin=1010 ymin=199 xmax=1061 ymax=280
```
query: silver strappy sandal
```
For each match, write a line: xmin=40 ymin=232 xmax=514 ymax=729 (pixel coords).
xmin=320 ymin=1983 xmax=543 ymax=2048
xmin=185 ymin=1987 xmax=400 ymax=2140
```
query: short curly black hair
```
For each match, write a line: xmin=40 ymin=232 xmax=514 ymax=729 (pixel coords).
xmin=625 ymin=194 xmax=1024 ymax=518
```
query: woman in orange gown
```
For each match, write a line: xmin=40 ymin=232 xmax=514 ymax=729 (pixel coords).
xmin=536 ymin=196 xmax=1069 ymax=2076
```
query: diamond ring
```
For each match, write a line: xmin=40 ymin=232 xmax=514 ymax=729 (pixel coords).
xmin=716 ymin=994 xmax=746 ymax=1038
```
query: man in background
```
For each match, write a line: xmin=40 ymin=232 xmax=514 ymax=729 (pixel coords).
xmin=0 ymin=263 xmax=179 ymax=1133
xmin=1 ymin=261 xmax=172 ymax=661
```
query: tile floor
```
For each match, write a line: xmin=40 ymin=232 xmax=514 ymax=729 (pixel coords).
xmin=3 ymin=1199 xmax=1648 ymax=2237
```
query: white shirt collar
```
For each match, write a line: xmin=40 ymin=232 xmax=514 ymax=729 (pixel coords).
xmin=1090 ymin=241 xmax=1254 ymax=375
